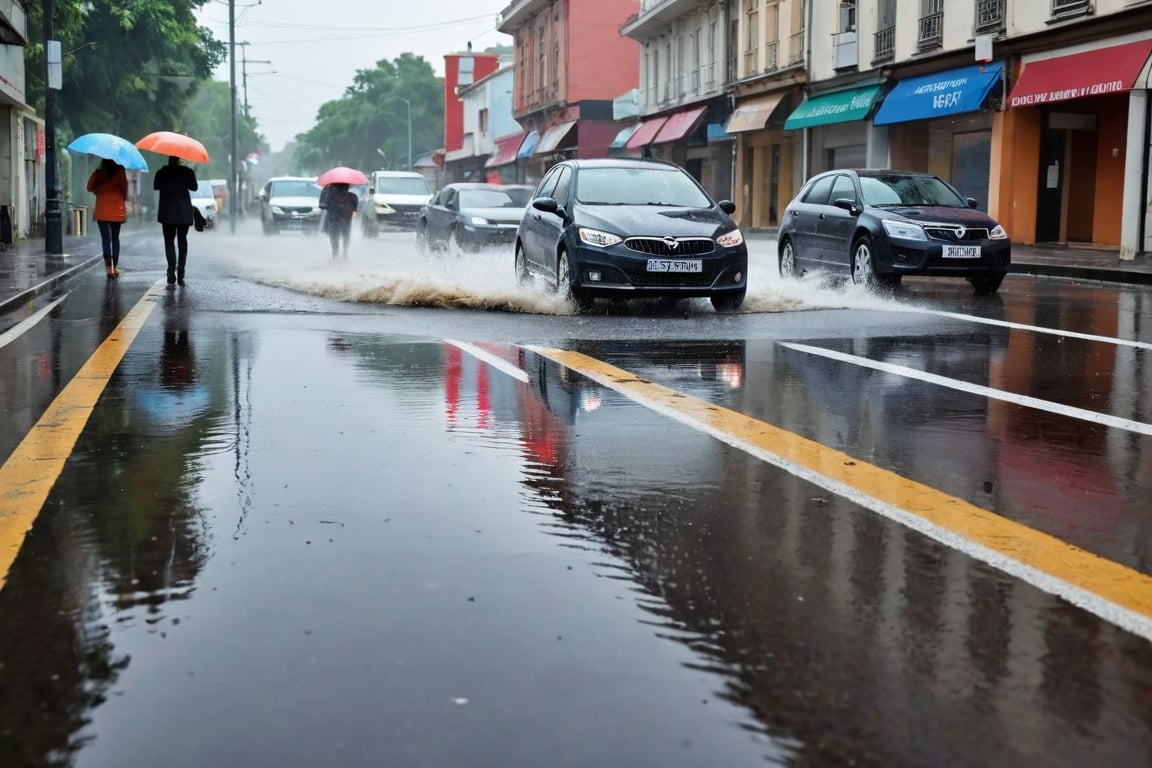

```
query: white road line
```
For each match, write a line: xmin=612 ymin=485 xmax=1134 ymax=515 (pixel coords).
xmin=908 ymin=307 xmax=1152 ymax=351
xmin=781 ymin=341 xmax=1152 ymax=437
xmin=0 ymin=293 xmax=70 ymax=350
xmin=444 ymin=339 xmax=530 ymax=383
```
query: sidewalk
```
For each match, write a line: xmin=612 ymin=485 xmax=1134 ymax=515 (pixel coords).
xmin=2 ymin=230 xmax=1152 ymax=318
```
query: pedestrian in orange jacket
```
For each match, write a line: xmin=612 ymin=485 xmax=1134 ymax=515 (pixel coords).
xmin=87 ymin=159 xmax=129 ymax=278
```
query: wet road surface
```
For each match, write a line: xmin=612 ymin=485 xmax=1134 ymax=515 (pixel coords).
xmin=1 ymin=225 xmax=1151 ymax=766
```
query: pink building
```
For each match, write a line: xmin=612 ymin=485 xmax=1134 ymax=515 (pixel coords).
xmin=497 ymin=0 xmax=640 ymax=176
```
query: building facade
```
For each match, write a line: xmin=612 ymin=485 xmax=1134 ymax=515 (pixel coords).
xmin=441 ymin=49 xmax=502 ymax=183
xmin=0 ymin=1 xmax=39 ymax=241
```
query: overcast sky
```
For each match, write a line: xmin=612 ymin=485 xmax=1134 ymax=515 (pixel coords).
xmin=196 ymin=0 xmax=512 ymax=151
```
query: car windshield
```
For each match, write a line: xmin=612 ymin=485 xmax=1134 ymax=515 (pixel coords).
xmin=575 ymin=167 xmax=712 ymax=207
xmin=458 ymin=189 xmax=531 ymax=209
xmin=375 ymin=176 xmax=430 ymax=195
xmin=859 ymin=174 xmax=966 ymax=207
xmin=271 ymin=180 xmax=320 ymax=197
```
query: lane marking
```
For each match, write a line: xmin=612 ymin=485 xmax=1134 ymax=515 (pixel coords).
xmin=0 ymin=293 xmax=70 ymax=350
xmin=445 ymin=339 xmax=529 ymax=382
xmin=907 ymin=307 xmax=1152 ymax=351
xmin=524 ymin=345 xmax=1152 ymax=640
xmin=781 ymin=342 xmax=1152 ymax=437
xmin=0 ymin=282 xmax=164 ymax=591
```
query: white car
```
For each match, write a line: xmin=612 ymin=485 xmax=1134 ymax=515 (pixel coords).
xmin=369 ymin=170 xmax=431 ymax=229
xmin=258 ymin=176 xmax=323 ymax=235
xmin=189 ymin=183 xmax=216 ymax=229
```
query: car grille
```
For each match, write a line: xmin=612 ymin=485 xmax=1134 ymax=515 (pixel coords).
xmin=386 ymin=203 xmax=424 ymax=215
xmin=923 ymin=225 xmax=991 ymax=242
xmin=630 ymin=272 xmax=715 ymax=288
xmin=624 ymin=237 xmax=716 ymax=257
xmin=281 ymin=206 xmax=314 ymax=214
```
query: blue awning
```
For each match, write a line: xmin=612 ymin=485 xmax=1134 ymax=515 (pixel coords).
xmin=874 ymin=62 xmax=1004 ymax=126
xmin=517 ymin=130 xmax=540 ymax=158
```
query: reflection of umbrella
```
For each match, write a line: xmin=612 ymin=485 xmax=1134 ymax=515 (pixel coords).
xmin=136 ymin=131 xmax=210 ymax=163
xmin=317 ymin=166 xmax=369 ymax=187
xmin=67 ymin=133 xmax=149 ymax=171
xmin=134 ymin=384 xmax=211 ymax=427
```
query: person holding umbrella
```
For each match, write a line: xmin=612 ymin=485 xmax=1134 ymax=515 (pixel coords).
xmin=86 ymin=158 xmax=128 ymax=278
xmin=320 ymin=183 xmax=359 ymax=260
xmin=154 ymin=156 xmax=199 ymax=286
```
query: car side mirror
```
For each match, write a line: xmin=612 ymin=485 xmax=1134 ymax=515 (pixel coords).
xmin=717 ymin=199 xmax=736 ymax=215
xmin=833 ymin=198 xmax=862 ymax=216
xmin=532 ymin=197 xmax=560 ymax=214
xmin=966 ymin=197 xmax=979 ymax=209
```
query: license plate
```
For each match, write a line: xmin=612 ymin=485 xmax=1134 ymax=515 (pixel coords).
xmin=647 ymin=259 xmax=702 ymax=272
xmin=942 ymin=244 xmax=981 ymax=259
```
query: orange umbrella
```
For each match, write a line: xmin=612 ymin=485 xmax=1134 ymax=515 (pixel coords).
xmin=136 ymin=131 xmax=210 ymax=164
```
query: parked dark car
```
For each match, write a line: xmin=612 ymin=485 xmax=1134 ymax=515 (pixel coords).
xmin=514 ymin=158 xmax=747 ymax=313
xmin=416 ymin=183 xmax=533 ymax=254
xmin=778 ymin=169 xmax=1011 ymax=294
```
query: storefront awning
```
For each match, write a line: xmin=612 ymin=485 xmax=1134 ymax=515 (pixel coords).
xmin=653 ymin=105 xmax=708 ymax=144
xmin=874 ymin=63 xmax=1003 ymax=126
xmin=1008 ymin=39 xmax=1152 ymax=109
xmin=783 ymin=84 xmax=884 ymax=131
xmin=485 ymin=130 xmax=528 ymax=168
xmin=534 ymin=120 xmax=578 ymax=155
xmin=625 ymin=116 xmax=668 ymax=151
xmin=725 ymin=93 xmax=786 ymax=133
xmin=517 ymin=130 xmax=540 ymax=158
xmin=610 ymin=124 xmax=639 ymax=149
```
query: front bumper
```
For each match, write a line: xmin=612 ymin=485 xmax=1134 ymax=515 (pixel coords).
xmin=877 ymin=235 xmax=1012 ymax=276
xmin=376 ymin=204 xmax=424 ymax=229
xmin=460 ymin=223 xmax=520 ymax=249
xmin=568 ymin=242 xmax=748 ymax=298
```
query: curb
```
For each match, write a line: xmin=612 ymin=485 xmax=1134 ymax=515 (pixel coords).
xmin=0 ymin=253 xmax=104 ymax=316
xmin=1008 ymin=263 xmax=1152 ymax=286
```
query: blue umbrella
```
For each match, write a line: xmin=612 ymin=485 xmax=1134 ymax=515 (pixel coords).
xmin=67 ymin=133 xmax=149 ymax=171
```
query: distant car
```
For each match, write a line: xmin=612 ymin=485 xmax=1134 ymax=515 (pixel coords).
xmin=777 ymin=169 xmax=1011 ymax=294
xmin=416 ymin=183 xmax=533 ymax=255
xmin=369 ymin=171 xmax=432 ymax=229
xmin=514 ymin=158 xmax=747 ymax=313
xmin=258 ymin=176 xmax=322 ymax=235
xmin=189 ymin=183 xmax=216 ymax=229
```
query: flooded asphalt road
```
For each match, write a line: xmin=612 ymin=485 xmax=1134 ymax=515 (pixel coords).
xmin=1 ymin=225 xmax=1152 ymax=766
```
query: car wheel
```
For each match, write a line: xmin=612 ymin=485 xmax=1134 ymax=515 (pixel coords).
xmin=778 ymin=237 xmax=797 ymax=278
xmin=556 ymin=250 xmax=592 ymax=313
xmin=967 ymin=271 xmax=1006 ymax=295
xmin=711 ymin=289 xmax=746 ymax=313
xmin=514 ymin=243 xmax=531 ymax=286
xmin=850 ymin=236 xmax=881 ymax=288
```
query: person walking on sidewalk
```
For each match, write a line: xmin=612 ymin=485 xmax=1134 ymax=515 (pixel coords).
xmin=154 ymin=156 xmax=199 ymax=286
xmin=86 ymin=159 xmax=128 ymax=278
xmin=320 ymin=183 xmax=358 ymax=260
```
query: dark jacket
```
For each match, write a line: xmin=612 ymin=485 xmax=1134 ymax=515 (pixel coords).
xmin=154 ymin=161 xmax=198 ymax=225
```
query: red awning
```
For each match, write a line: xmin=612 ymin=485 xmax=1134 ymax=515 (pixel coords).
xmin=653 ymin=106 xmax=708 ymax=144
xmin=624 ymin=116 xmax=668 ymax=151
xmin=485 ymin=131 xmax=528 ymax=168
xmin=1008 ymin=39 xmax=1152 ymax=109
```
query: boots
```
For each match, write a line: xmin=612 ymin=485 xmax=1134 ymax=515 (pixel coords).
xmin=104 ymin=255 xmax=114 ymax=279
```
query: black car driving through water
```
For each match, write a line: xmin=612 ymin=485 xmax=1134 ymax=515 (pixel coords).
xmin=777 ymin=169 xmax=1011 ymax=294
xmin=514 ymin=158 xmax=747 ymax=313
xmin=416 ymin=183 xmax=533 ymax=255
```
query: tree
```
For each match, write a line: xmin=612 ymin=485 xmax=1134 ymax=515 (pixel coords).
xmin=26 ymin=0 xmax=226 ymax=139
xmin=179 ymin=81 xmax=268 ymax=180
xmin=294 ymin=54 xmax=443 ymax=174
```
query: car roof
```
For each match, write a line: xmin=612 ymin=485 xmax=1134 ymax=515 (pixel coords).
xmin=815 ymin=169 xmax=939 ymax=178
xmin=268 ymin=176 xmax=318 ymax=182
xmin=442 ymin=182 xmax=532 ymax=190
xmin=554 ymin=157 xmax=685 ymax=171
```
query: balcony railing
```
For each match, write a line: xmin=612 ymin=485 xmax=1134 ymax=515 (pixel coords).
xmin=1051 ymin=0 xmax=1091 ymax=18
xmin=918 ymin=5 xmax=943 ymax=51
xmin=833 ymin=30 xmax=858 ymax=70
xmin=788 ymin=31 xmax=805 ymax=67
xmin=873 ymin=25 xmax=895 ymax=64
xmin=975 ymin=0 xmax=1005 ymax=33
xmin=765 ymin=40 xmax=779 ymax=72
xmin=744 ymin=49 xmax=759 ymax=75
xmin=705 ymin=62 xmax=716 ymax=89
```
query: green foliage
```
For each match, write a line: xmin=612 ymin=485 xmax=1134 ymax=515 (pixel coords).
xmin=179 ymin=81 xmax=268 ymax=179
xmin=294 ymin=54 xmax=443 ymax=175
xmin=26 ymin=0 xmax=226 ymax=139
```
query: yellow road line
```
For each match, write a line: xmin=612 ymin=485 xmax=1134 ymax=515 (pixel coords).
xmin=0 ymin=283 xmax=163 ymax=590
xmin=525 ymin=345 xmax=1152 ymax=640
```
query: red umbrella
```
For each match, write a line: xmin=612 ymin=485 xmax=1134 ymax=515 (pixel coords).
xmin=317 ymin=166 xmax=369 ymax=187
xmin=136 ymin=131 xmax=210 ymax=164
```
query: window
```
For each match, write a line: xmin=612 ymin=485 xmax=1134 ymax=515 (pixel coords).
xmin=479 ymin=109 xmax=489 ymax=135
xmin=840 ymin=0 xmax=856 ymax=32
xmin=829 ymin=174 xmax=857 ymax=204
xmin=552 ymin=167 xmax=572 ymax=208
xmin=802 ymin=175 xmax=835 ymax=205
xmin=874 ymin=0 xmax=896 ymax=63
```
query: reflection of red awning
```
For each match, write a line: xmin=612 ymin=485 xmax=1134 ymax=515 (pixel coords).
xmin=624 ymin=116 xmax=668 ymax=151
xmin=653 ymin=106 xmax=707 ymax=144
xmin=1008 ymin=39 xmax=1152 ymax=108
xmin=485 ymin=131 xmax=528 ymax=168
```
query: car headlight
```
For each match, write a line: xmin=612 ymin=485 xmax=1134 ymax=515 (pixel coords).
xmin=271 ymin=205 xmax=284 ymax=214
xmin=468 ymin=216 xmax=489 ymax=226
xmin=882 ymin=219 xmax=927 ymax=241
xmin=989 ymin=224 xmax=1008 ymax=240
xmin=377 ymin=203 xmax=395 ymax=214
xmin=578 ymin=228 xmax=622 ymax=248
xmin=717 ymin=228 xmax=744 ymax=247
xmin=207 ymin=203 xmax=216 ymax=212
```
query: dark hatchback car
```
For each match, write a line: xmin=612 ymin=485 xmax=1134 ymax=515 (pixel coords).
xmin=514 ymin=158 xmax=747 ymax=313
xmin=416 ymin=183 xmax=533 ymax=254
xmin=778 ymin=169 xmax=1011 ymax=294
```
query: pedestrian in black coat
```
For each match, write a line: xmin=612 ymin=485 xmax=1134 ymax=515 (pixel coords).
xmin=154 ymin=156 xmax=199 ymax=286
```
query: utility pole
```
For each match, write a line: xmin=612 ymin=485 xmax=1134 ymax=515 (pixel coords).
xmin=229 ymin=0 xmax=238 ymax=232
xmin=240 ymin=46 xmax=273 ymax=121
xmin=43 ymin=0 xmax=63 ymax=253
